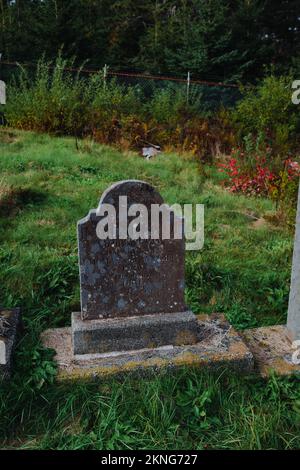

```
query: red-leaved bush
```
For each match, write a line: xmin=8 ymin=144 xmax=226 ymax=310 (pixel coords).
xmin=219 ymin=147 xmax=300 ymax=198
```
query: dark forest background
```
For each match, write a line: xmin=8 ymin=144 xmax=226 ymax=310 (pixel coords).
xmin=0 ymin=0 xmax=300 ymax=82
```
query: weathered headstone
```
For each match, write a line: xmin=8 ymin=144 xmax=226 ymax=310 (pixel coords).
xmin=42 ymin=180 xmax=254 ymax=379
xmin=78 ymin=180 xmax=186 ymax=320
xmin=0 ymin=80 xmax=6 ymax=105
xmin=287 ymin=179 xmax=300 ymax=341
xmin=0 ymin=308 xmax=21 ymax=380
xmin=72 ymin=180 xmax=200 ymax=355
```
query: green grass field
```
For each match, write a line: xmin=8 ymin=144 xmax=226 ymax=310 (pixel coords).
xmin=0 ymin=129 xmax=299 ymax=450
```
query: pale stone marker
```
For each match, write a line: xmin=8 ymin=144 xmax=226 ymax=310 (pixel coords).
xmin=0 ymin=80 xmax=6 ymax=105
xmin=287 ymin=180 xmax=300 ymax=341
xmin=0 ymin=340 xmax=6 ymax=365
xmin=0 ymin=308 xmax=21 ymax=379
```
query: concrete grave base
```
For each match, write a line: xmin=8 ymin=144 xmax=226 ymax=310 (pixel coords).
xmin=241 ymin=325 xmax=300 ymax=377
xmin=41 ymin=314 xmax=254 ymax=381
xmin=0 ymin=308 xmax=22 ymax=380
xmin=72 ymin=310 xmax=200 ymax=355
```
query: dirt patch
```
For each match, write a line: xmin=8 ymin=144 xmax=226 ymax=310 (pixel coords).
xmin=35 ymin=219 xmax=55 ymax=227
xmin=251 ymin=217 xmax=268 ymax=230
xmin=0 ymin=130 xmax=19 ymax=145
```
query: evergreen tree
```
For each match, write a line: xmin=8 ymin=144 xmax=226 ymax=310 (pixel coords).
xmin=0 ymin=0 xmax=299 ymax=82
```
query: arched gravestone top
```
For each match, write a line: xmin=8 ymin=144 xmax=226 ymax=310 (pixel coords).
xmin=100 ymin=179 xmax=164 ymax=210
xmin=78 ymin=180 xmax=186 ymax=320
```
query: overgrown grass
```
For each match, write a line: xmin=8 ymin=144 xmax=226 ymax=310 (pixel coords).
xmin=0 ymin=129 xmax=299 ymax=449
xmin=1 ymin=369 xmax=299 ymax=450
xmin=4 ymin=56 xmax=234 ymax=159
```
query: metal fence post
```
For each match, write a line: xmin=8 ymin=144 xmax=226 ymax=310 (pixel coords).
xmin=0 ymin=53 xmax=6 ymax=125
xmin=103 ymin=64 xmax=108 ymax=89
xmin=186 ymin=71 xmax=190 ymax=106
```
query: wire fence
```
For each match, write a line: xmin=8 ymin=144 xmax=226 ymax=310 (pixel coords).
xmin=0 ymin=60 xmax=242 ymax=111
xmin=107 ymin=69 xmax=242 ymax=111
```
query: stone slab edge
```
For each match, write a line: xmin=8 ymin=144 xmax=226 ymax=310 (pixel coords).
xmin=42 ymin=314 xmax=254 ymax=381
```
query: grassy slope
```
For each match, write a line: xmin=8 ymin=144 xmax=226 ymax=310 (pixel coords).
xmin=0 ymin=129 xmax=299 ymax=450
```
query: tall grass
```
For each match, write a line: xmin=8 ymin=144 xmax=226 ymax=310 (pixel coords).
xmin=5 ymin=55 xmax=233 ymax=158
xmin=5 ymin=55 xmax=182 ymax=134
xmin=1 ymin=368 xmax=299 ymax=450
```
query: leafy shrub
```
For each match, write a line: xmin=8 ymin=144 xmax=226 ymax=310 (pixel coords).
xmin=218 ymin=147 xmax=276 ymax=197
xmin=87 ymin=77 xmax=142 ymax=136
xmin=146 ymin=86 xmax=185 ymax=124
xmin=219 ymin=145 xmax=300 ymax=196
xmin=219 ymin=139 xmax=300 ymax=227
xmin=268 ymin=166 xmax=300 ymax=229
xmin=146 ymin=84 xmax=203 ymax=124
xmin=232 ymin=75 xmax=300 ymax=155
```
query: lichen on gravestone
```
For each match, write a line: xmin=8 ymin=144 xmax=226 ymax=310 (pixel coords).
xmin=77 ymin=180 xmax=186 ymax=320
